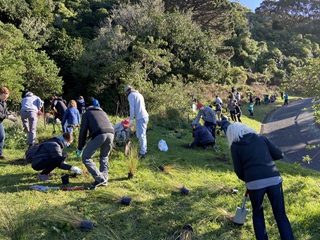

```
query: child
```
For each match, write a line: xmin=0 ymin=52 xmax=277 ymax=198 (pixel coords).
xmin=114 ymin=119 xmax=130 ymax=145
xmin=248 ymin=102 xmax=254 ymax=117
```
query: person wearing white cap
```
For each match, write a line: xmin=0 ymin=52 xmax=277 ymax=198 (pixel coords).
xmin=124 ymin=86 xmax=149 ymax=158
xmin=20 ymin=92 xmax=43 ymax=147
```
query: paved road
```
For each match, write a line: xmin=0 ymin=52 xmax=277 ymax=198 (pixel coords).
xmin=261 ymin=97 xmax=320 ymax=171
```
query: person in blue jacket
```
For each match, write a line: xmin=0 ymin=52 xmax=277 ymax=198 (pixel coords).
xmin=62 ymin=100 xmax=80 ymax=133
xmin=188 ymin=123 xmax=215 ymax=149
xmin=226 ymin=123 xmax=294 ymax=240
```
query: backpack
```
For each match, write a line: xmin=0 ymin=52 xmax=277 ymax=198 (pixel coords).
xmin=25 ymin=144 xmax=41 ymax=163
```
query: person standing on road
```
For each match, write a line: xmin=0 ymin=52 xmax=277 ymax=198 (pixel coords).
xmin=193 ymin=103 xmax=217 ymax=138
xmin=76 ymin=105 xmax=114 ymax=189
xmin=0 ymin=87 xmax=17 ymax=159
xmin=124 ymin=85 xmax=149 ymax=158
xmin=20 ymin=92 xmax=43 ymax=147
xmin=226 ymin=123 xmax=294 ymax=240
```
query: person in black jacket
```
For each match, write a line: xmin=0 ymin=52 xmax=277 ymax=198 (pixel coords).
xmin=50 ymin=95 xmax=67 ymax=131
xmin=226 ymin=123 xmax=293 ymax=240
xmin=31 ymin=132 xmax=82 ymax=182
xmin=76 ymin=106 xmax=114 ymax=189
xmin=188 ymin=123 xmax=215 ymax=149
xmin=0 ymin=87 xmax=16 ymax=159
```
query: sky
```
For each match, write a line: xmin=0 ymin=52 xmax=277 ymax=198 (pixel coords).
xmin=230 ymin=0 xmax=264 ymax=12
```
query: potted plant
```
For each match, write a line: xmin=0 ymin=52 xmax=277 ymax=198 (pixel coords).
xmin=158 ymin=164 xmax=180 ymax=177
xmin=45 ymin=207 xmax=94 ymax=231
xmin=90 ymin=189 xmax=132 ymax=206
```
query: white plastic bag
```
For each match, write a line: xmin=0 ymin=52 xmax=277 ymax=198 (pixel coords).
xmin=158 ymin=139 xmax=168 ymax=152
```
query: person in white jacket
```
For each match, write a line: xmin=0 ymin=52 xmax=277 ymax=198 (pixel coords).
xmin=124 ymin=86 xmax=149 ymax=158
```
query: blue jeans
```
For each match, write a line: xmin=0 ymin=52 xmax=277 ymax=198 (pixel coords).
xmin=248 ymin=183 xmax=294 ymax=240
xmin=204 ymin=121 xmax=216 ymax=139
xmin=0 ymin=122 xmax=5 ymax=155
xmin=136 ymin=117 xmax=148 ymax=155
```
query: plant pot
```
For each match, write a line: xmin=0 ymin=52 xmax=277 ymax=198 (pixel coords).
xmin=121 ymin=196 xmax=132 ymax=206
xmin=128 ymin=172 xmax=134 ymax=179
xmin=181 ymin=186 xmax=189 ymax=195
xmin=61 ymin=174 xmax=69 ymax=184
xmin=158 ymin=165 xmax=164 ymax=171
xmin=79 ymin=219 xmax=94 ymax=230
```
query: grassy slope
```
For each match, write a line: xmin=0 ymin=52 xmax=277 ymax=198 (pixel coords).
xmin=1 ymin=97 xmax=320 ymax=240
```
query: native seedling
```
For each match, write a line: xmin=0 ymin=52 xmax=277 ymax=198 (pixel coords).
xmin=211 ymin=207 xmax=234 ymax=222
xmin=127 ymin=144 xmax=139 ymax=179
xmin=90 ymin=189 xmax=132 ymax=206
xmin=45 ymin=207 xmax=93 ymax=231
xmin=178 ymin=224 xmax=193 ymax=240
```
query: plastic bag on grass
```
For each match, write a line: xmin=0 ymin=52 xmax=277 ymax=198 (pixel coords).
xmin=158 ymin=139 xmax=168 ymax=152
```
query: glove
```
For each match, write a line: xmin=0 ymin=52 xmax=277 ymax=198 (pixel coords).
xmin=71 ymin=166 xmax=83 ymax=175
xmin=129 ymin=119 xmax=134 ymax=127
xmin=76 ymin=149 xmax=83 ymax=157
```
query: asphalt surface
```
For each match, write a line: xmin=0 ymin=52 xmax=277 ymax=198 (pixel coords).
xmin=261 ymin=97 xmax=320 ymax=171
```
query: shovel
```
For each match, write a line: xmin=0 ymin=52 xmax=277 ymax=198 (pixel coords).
xmin=233 ymin=189 xmax=249 ymax=225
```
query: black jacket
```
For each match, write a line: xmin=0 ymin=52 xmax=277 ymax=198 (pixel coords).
xmin=231 ymin=133 xmax=283 ymax=183
xmin=78 ymin=106 xmax=114 ymax=150
xmin=51 ymin=97 xmax=67 ymax=121
xmin=0 ymin=100 xmax=8 ymax=123
xmin=32 ymin=137 xmax=71 ymax=170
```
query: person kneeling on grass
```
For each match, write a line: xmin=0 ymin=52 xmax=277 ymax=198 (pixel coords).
xmin=217 ymin=115 xmax=231 ymax=135
xmin=188 ymin=123 xmax=215 ymax=149
xmin=31 ymin=132 xmax=82 ymax=182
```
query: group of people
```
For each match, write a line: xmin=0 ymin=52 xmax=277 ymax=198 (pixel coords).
xmin=1 ymin=85 xmax=295 ymax=238
xmin=0 ymin=85 xmax=148 ymax=190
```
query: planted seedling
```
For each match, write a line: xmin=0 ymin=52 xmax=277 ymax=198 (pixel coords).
xmin=45 ymin=207 xmax=93 ymax=231
xmin=127 ymin=143 xmax=139 ymax=179
xmin=90 ymin=189 xmax=132 ymax=206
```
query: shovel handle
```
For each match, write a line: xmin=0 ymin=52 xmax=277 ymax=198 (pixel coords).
xmin=245 ymin=188 xmax=248 ymax=197
xmin=241 ymin=189 xmax=249 ymax=209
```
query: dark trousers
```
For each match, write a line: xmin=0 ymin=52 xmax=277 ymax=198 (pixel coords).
xmin=33 ymin=156 xmax=69 ymax=174
xmin=248 ymin=183 xmax=294 ymax=240
xmin=236 ymin=114 xmax=242 ymax=122
xmin=230 ymin=110 xmax=236 ymax=121
xmin=204 ymin=121 xmax=216 ymax=139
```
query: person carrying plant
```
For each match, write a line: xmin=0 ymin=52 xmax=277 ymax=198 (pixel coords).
xmin=31 ymin=132 xmax=82 ymax=182
xmin=76 ymin=104 xmax=114 ymax=189
xmin=226 ymin=123 xmax=294 ymax=240
xmin=20 ymin=92 xmax=43 ymax=147
xmin=193 ymin=103 xmax=217 ymax=138
xmin=0 ymin=87 xmax=17 ymax=159
xmin=124 ymin=85 xmax=149 ymax=158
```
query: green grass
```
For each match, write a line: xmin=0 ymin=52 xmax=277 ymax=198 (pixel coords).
xmin=0 ymin=96 xmax=319 ymax=240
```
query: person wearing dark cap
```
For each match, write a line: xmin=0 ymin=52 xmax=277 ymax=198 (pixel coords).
xmin=188 ymin=123 xmax=215 ymax=149
xmin=0 ymin=87 xmax=17 ymax=158
xmin=192 ymin=103 xmax=217 ymax=138
xmin=20 ymin=92 xmax=43 ymax=147
xmin=124 ymin=85 xmax=149 ymax=158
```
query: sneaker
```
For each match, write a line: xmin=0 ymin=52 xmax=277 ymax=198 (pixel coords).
xmin=38 ymin=173 xmax=50 ymax=182
xmin=138 ymin=153 xmax=147 ymax=159
xmin=89 ymin=179 xmax=108 ymax=190
xmin=0 ymin=154 xmax=7 ymax=159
